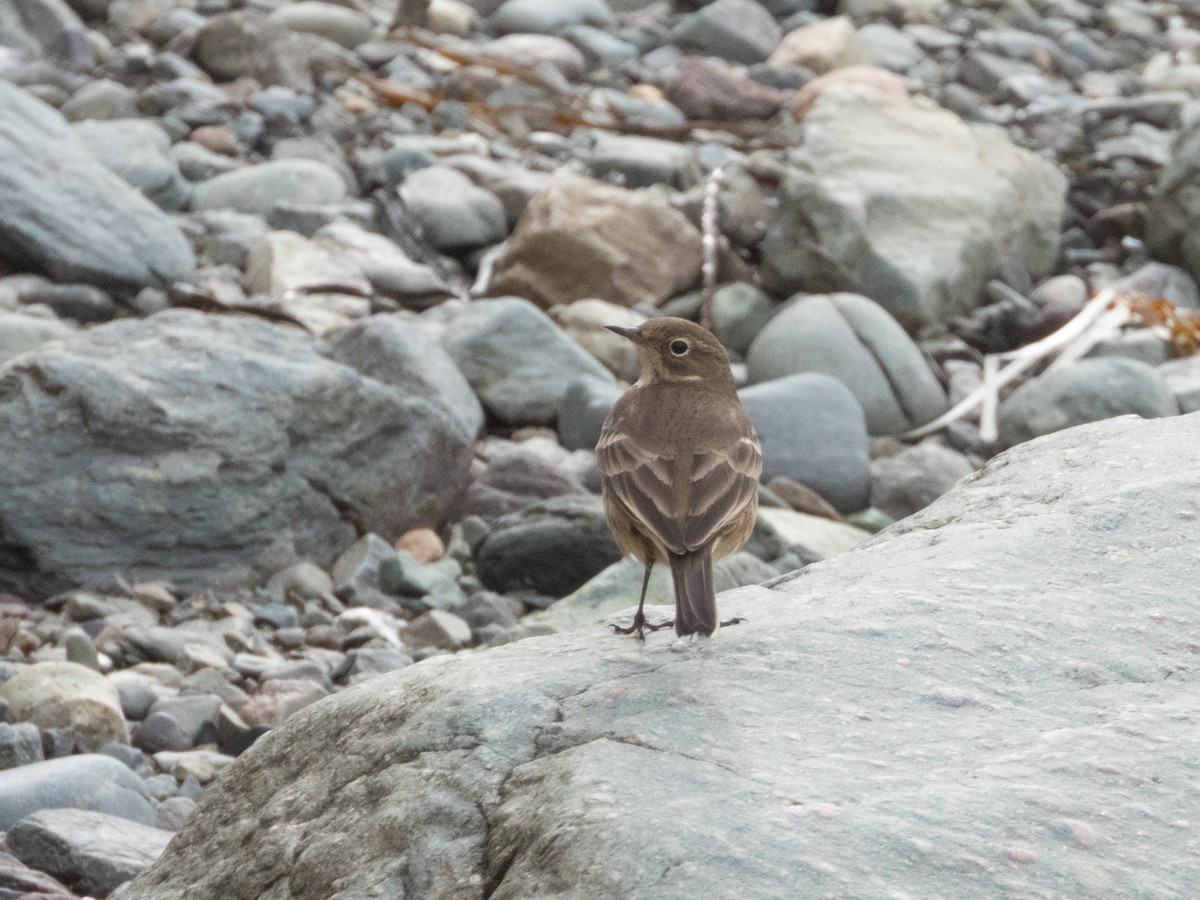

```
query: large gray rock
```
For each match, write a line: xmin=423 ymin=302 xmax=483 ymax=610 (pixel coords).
xmin=425 ymin=297 xmax=615 ymax=426
xmin=0 ymin=81 xmax=194 ymax=289
xmin=115 ymin=412 xmax=1200 ymax=900
xmin=8 ymin=809 xmax=172 ymax=897
xmin=747 ymin=293 xmax=947 ymax=435
xmin=998 ymin=358 xmax=1179 ymax=448
xmin=0 ymin=755 xmax=154 ymax=829
xmin=739 ymin=372 xmax=871 ymax=513
xmin=0 ymin=310 xmax=481 ymax=595
xmin=761 ymin=88 xmax=1066 ymax=328
xmin=487 ymin=177 xmax=703 ymax=309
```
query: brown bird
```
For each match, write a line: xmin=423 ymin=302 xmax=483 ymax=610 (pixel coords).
xmin=596 ymin=318 xmax=762 ymax=639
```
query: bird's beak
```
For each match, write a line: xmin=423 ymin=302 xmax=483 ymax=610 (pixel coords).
xmin=605 ymin=325 xmax=641 ymax=343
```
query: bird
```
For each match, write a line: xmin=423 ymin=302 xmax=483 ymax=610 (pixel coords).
xmin=596 ymin=317 xmax=762 ymax=639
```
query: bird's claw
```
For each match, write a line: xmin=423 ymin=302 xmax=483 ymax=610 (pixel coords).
xmin=610 ymin=615 xmax=674 ymax=640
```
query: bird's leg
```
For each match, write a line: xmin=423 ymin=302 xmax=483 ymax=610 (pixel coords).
xmin=611 ymin=562 xmax=659 ymax=639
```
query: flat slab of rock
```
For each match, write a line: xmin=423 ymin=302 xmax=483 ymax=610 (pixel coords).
xmin=0 ymin=82 xmax=194 ymax=289
xmin=117 ymin=413 xmax=1200 ymax=898
xmin=0 ymin=310 xmax=481 ymax=595
xmin=9 ymin=809 xmax=172 ymax=898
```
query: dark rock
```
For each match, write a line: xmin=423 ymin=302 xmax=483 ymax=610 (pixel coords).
xmin=475 ymin=495 xmax=622 ymax=597
xmin=671 ymin=0 xmax=782 ymax=64
xmin=0 ymin=722 xmax=42 ymax=770
xmin=13 ymin=283 xmax=115 ymax=324
xmin=132 ymin=696 xmax=222 ymax=753
xmin=0 ymin=849 xmax=75 ymax=898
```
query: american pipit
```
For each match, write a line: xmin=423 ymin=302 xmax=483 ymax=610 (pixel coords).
xmin=597 ymin=318 xmax=762 ymax=639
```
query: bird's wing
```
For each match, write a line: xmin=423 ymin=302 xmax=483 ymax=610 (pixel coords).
xmin=597 ymin=423 xmax=761 ymax=555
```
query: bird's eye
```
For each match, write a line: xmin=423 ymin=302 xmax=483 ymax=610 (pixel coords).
xmin=670 ymin=339 xmax=689 ymax=356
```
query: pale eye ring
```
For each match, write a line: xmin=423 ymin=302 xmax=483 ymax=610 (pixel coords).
xmin=669 ymin=339 xmax=689 ymax=356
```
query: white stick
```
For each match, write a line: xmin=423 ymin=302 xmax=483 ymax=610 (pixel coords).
xmin=901 ymin=289 xmax=1119 ymax=440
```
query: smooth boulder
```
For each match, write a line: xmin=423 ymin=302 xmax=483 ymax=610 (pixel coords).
xmin=0 ymin=310 xmax=481 ymax=595
xmin=739 ymin=373 xmax=871 ymax=513
xmin=747 ymin=293 xmax=947 ymax=435
xmin=116 ymin=412 xmax=1200 ymax=899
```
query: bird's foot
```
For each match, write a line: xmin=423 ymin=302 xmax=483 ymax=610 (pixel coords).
xmin=719 ymin=617 xmax=746 ymax=628
xmin=610 ymin=614 xmax=674 ymax=640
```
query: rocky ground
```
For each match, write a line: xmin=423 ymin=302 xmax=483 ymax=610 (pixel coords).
xmin=0 ymin=0 xmax=1200 ymax=894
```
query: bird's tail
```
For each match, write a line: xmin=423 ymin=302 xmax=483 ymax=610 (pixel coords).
xmin=671 ymin=550 xmax=717 ymax=637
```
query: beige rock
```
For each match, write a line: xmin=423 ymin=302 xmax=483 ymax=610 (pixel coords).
xmin=549 ymin=299 xmax=646 ymax=382
xmin=791 ymin=64 xmax=909 ymax=120
xmin=153 ymin=749 xmax=234 ymax=783
xmin=488 ymin=177 xmax=703 ymax=309
xmin=244 ymin=230 xmax=371 ymax=335
xmin=755 ymin=507 xmax=870 ymax=559
xmin=402 ymin=609 xmax=472 ymax=651
xmin=395 ymin=528 xmax=445 ymax=564
xmin=428 ymin=0 xmax=475 ymax=36
xmin=0 ymin=661 xmax=128 ymax=751
xmin=236 ymin=678 xmax=331 ymax=729
xmin=770 ymin=16 xmax=864 ymax=74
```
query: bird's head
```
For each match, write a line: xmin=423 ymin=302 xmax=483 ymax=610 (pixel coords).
xmin=606 ymin=317 xmax=733 ymax=386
